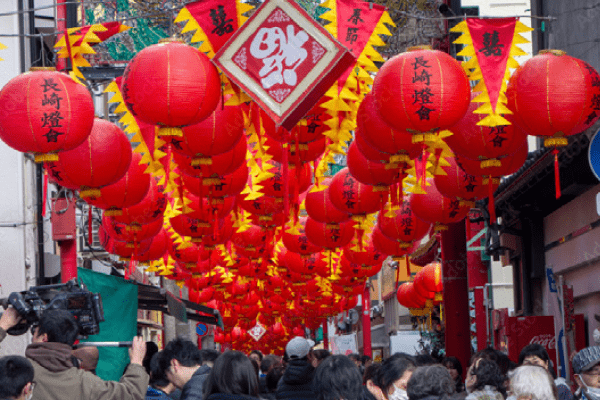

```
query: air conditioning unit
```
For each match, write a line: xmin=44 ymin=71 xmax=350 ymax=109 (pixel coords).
xmin=77 ymin=204 xmax=103 ymax=252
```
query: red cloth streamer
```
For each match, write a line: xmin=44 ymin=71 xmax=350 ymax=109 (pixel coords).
xmin=87 ymin=206 xmax=93 ymax=246
xmin=390 ymin=182 xmax=398 ymax=205
xmin=395 ymin=260 xmax=400 ymax=290
xmin=488 ymin=176 xmax=496 ymax=224
xmin=42 ymin=169 xmax=48 ymax=217
xmin=63 ymin=30 xmax=74 ymax=72
xmin=553 ymin=148 xmax=561 ymax=199
xmin=420 ymin=144 xmax=428 ymax=191
xmin=283 ymin=135 xmax=290 ymax=221
xmin=405 ymin=255 xmax=410 ymax=279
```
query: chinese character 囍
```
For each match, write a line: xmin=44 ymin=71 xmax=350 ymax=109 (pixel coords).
xmin=250 ymin=25 xmax=309 ymax=89
xmin=210 ymin=5 xmax=234 ymax=36
xmin=479 ymin=31 xmax=504 ymax=57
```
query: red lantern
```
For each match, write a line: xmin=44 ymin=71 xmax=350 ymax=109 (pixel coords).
xmin=396 ymin=282 xmax=426 ymax=309
xmin=260 ymin=162 xmax=312 ymax=199
xmin=237 ymin=195 xmax=284 ymax=218
xmin=265 ymin=135 xmax=327 ymax=165
xmin=445 ymin=94 xmax=527 ymax=165
xmin=377 ymin=196 xmax=431 ymax=244
xmin=136 ymin=229 xmax=169 ymax=263
xmin=86 ymin=153 xmax=150 ymax=215
xmin=112 ymin=179 xmax=167 ymax=226
xmin=415 ymin=261 xmax=443 ymax=293
xmin=259 ymin=100 xmax=328 ymax=143
xmin=0 ymin=67 xmax=94 ymax=162
xmin=169 ymin=241 xmax=208 ymax=268
xmin=282 ymin=217 xmax=323 ymax=256
xmin=373 ymin=46 xmax=471 ymax=135
xmin=121 ymin=40 xmax=220 ymax=136
xmin=456 ymin=143 xmax=528 ymax=178
xmin=347 ymin=141 xmax=404 ymax=188
xmin=57 ymin=118 xmax=132 ymax=198
xmin=356 ymin=93 xmax=421 ymax=161
xmin=328 ymin=168 xmax=386 ymax=216
xmin=433 ymin=156 xmax=489 ymax=204
xmin=45 ymin=161 xmax=80 ymax=191
xmin=305 ymin=178 xmax=350 ymax=225
xmin=182 ymin=162 xmax=248 ymax=199
xmin=172 ymin=98 xmax=244 ymax=162
xmin=304 ymin=217 xmax=355 ymax=250
xmin=410 ymin=179 xmax=470 ymax=230
xmin=342 ymin=234 xmax=384 ymax=267
xmin=102 ymin=213 xmax=163 ymax=244
xmin=507 ymin=50 xmax=600 ymax=198
xmin=98 ymin=225 xmax=152 ymax=259
xmin=282 ymin=250 xmax=329 ymax=277
xmin=231 ymin=225 xmax=267 ymax=259
xmin=371 ymin=226 xmax=417 ymax=258
xmin=173 ymin=135 xmax=247 ymax=178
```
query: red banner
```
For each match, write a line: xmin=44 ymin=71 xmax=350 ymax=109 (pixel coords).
xmin=335 ymin=0 xmax=385 ymax=88
xmin=186 ymin=0 xmax=240 ymax=54
xmin=466 ymin=18 xmax=516 ymax=113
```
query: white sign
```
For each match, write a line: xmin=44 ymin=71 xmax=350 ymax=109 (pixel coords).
xmin=331 ymin=333 xmax=358 ymax=355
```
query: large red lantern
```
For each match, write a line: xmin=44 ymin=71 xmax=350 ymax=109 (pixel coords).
xmin=86 ymin=153 xmax=150 ymax=215
xmin=172 ymin=98 xmax=244 ymax=163
xmin=396 ymin=282 xmax=426 ymax=309
xmin=373 ymin=46 xmax=471 ymax=135
xmin=57 ymin=118 xmax=132 ymax=198
xmin=305 ymin=178 xmax=350 ymax=225
xmin=304 ymin=217 xmax=355 ymax=250
xmin=371 ymin=226 xmax=418 ymax=258
xmin=342 ymin=234 xmax=384 ymax=267
xmin=231 ymin=225 xmax=267 ymax=259
xmin=260 ymin=162 xmax=312 ymax=199
xmin=356 ymin=93 xmax=421 ymax=161
xmin=507 ymin=50 xmax=600 ymax=198
xmin=45 ymin=161 xmax=80 ymax=191
xmin=0 ymin=67 xmax=94 ymax=162
xmin=136 ymin=229 xmax=169 ymax=264
xmin=121 ymin=40 xmax=221 ymax=136
xmin=410 ymin=179 xmax=470 ymax=230
xmin=102 ymin=214 xmax=163 ymax=244
xmin=377 ymin=197 xmax=431 ymax=245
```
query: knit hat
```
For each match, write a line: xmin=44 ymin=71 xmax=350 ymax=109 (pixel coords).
xmin=286 ymin=336 xmax=311 ymax=359
xmin=572 ymin=346 xmax=600 ymax=374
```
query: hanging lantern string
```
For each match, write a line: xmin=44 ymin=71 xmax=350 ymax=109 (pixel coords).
xmin=553 ymin=148 xmax=561 ymax=199
xmin=87 ymin=205 xmax=93 ymax=246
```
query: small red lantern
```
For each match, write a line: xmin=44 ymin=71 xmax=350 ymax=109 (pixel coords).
xmin=410 ymin=179 xmax=470 ymax=230
xmin=356 ymin=93 xmax=421 ymax=161
xmin=346 ymin=141 xmax=404 ymax=188
xmin=98 ymin=225 xmax=152 ymax=259
xmin=433 ymin=156 xmax=489 ymax=205
xmin=136 ymin=229 xmax=169 ymax=264
xmin=415 ymin=261 xmax=443 ymax=293
xmin=305 ymin=178 xmax=350 ymax=225
xmin=371 ymin=226 xmax=417 ymax=258
xmin=282 ymin=217 xmax=323 ymax=256
xmin=231 ymin=225 xmax=267 ymax=259
xmin=112 ymin=179 xmax=167 ymax=226
xmin=265 ymin=135 xmax=327 ymax=165
xmin=0 ymin=67 xmax=94 ymax=162
xmin=173 ymin=135 xmax=247 ymax=178
xmin=182 ymin=162 xmax=248 ymax=199
xmin=304 ymin=217 xmax=355 ymax=250
xmin=342 ymin=235 xmax=384 ymax=267
xmin=377 ymin=196 xmax=431 ymax=245
xmin=328 ymin=168 xmax=386 ymax=216
xmin=373 ymin=46 xmax=471 ymax=135
xmin=102 ymin=214 xmax=163 ymax=244
xmin=57 ymin=118 xmax=132 ymax=198
xmin=86 ymin=153 xmax=150 ymax=215
xmin=172 ymin=98 xmax=244 ymax=162
xmin=237 ymin=194 xmax=284 ymax=218
xmin=260 ymin=162 xmax=312 ymax=199
xmin=121 ymin=39 xmax=221 ymax=136
xmin=45 ymin=161 xmax=80 ymax=191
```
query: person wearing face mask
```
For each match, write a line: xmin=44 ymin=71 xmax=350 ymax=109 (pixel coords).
xmin=366 ymin=353 xmax=417 ymax=400
xmin=464 ymin=358 xmax=506 ymax=400
xmin=0 ymin=356 xmax=35 ymax=400
xmin=572 ymin=346 xmax=600 ymax=400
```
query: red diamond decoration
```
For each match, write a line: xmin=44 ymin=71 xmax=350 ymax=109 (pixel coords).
xmin=213 ymin=0 xmax=355 ymax=131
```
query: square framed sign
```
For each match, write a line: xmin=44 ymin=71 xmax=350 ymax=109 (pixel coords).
xmin=213 ymin=0 xmax=355 ymax=130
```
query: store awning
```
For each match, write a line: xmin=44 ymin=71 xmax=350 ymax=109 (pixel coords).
xmin=136 ymin=283 xmax=223 ymax=328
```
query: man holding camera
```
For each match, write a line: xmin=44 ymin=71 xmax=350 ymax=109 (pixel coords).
xmin=0 ymin=307 xmax=149 ymax=400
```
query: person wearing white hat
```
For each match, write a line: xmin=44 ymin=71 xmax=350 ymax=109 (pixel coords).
xmin=276 ymin=337 xmax=317 ymax=400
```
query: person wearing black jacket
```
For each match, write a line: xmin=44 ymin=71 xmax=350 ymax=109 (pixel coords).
xmin=161 ymin=338 xmax=210 ymax=400
xmin=203 ymin=351 xmax=261 ymax=400
xmin=276 ymin=337 xmax=317 ymax=400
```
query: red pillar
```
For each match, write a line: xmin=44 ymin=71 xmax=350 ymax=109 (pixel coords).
xmin=467 ymin=212 xmax=490 ymax=351
xmin=441 ymin=220 xmax=471 ymax=371
xmin=362 ymin=284 xmax=372 ymax=358
xmin=322 ymin=320 xmax=329 ymax=351
xmin=56 ymin=0 xmax=67 ymax=71
xmin=60 ymin=239 xmax=77 ymax=282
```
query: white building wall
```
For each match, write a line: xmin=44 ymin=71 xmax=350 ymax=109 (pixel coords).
xmin=0 ymin=0 xmax=37 ymax=356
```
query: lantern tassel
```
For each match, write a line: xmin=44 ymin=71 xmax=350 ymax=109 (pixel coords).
xmin=420 ymin=144 xmax=428 ymax=191
xmin=553 ymin=148 xmax=561 ymax=199
xmin=488 ymin=176 xmax=496 ymax=224
xmin=395 ymin=259 xmax=400 ymax=290
xmin=406 ymin=255 xmax=411 ymax=280
xmin=42 ymin=169 xmax=48 ymax=217
xmin=283 ymin=140 xmax=290 ymax=221
xmin=87 ymin=205 xmax=93 ymax=246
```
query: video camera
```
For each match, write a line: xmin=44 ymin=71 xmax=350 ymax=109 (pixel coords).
xmin=0 ymin=280 xmax=104 ymax=338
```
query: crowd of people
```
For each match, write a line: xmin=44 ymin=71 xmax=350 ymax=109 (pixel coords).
xmin=1 ymin=307 xmax=600 ymax=400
